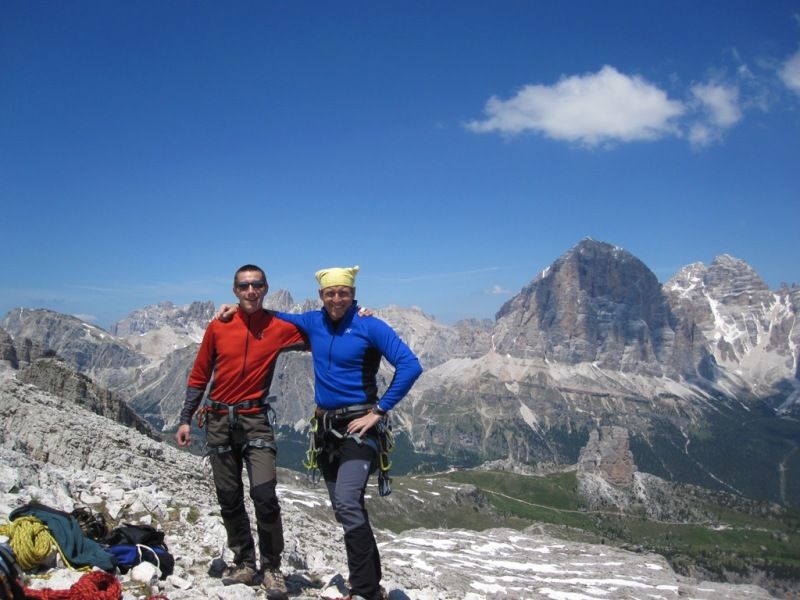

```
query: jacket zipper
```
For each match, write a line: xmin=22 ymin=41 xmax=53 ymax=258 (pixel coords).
xmin=242 ymin=312 xmax=250 ymax=378
xmin=327 ymin=316 xmax=336 ymax=370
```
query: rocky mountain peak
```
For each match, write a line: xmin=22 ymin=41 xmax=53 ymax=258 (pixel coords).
xmin=110 ymin=301 xmax=215 ymax=337
xmin=263 ymin=289 xmax=298 ymax=312
xmin=665 ymin=253 xmax=796 ymax=391
xmin=1 ymin=308 xmax=145 ymax=381
xmin=492 ymin=239 xmax=689 ymax=375
xmin=705 ymin=254 xmax=770 ymax=303
xmin=262 ymin=289 xmax=322 ymax=314
xmin=376 ymin=305 xmax=491 ymax=368
xmin=666 ymin=261 xmax=707 ymax=294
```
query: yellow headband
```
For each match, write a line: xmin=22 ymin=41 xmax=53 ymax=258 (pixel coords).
xmin=315 ymin=265 xmax=360 ymax=290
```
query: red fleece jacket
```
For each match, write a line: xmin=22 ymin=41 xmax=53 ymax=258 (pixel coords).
xmin=186 ymin=308 xmax=307 ymax=415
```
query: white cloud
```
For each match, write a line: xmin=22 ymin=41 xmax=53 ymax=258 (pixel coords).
xmin=465 ymin=65 xmax=685 ymax=146
xmin=688 ymin=82 xmax=742 ymax=148
xmin=691 ymin=82 xmax=742 ymax=127
xmin=687 ymin=123 xmax=712 ymax=148
xmin=779 ymin=48 xmax=800 ymax=94
xmin=486 ymin=285 xmax=511 ymax=295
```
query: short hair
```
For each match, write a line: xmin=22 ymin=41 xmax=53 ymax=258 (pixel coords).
xmin=234 ymin=264 xmax=266 ymax=285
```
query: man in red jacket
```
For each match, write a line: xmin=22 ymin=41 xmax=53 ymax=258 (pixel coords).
xmin=176 ymin=264 xmax=305 ymax=600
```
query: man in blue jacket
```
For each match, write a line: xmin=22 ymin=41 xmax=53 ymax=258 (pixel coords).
xmin=277 ymin=265 xmax=422 ymax=600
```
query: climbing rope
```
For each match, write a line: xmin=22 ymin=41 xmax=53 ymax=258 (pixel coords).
xmin=0 ymin=517 xmax=54 ymax=571
xmin=0 ymin=517 xmax=89 ymax=573
xmin=23 ymin=570 xmax=121 ymax=600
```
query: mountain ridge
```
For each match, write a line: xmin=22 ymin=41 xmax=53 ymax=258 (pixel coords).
xmin=2 ymin=238 xmax=798 ymax=506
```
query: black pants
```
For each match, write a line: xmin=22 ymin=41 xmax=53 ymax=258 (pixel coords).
xmin=320 ymin=436 xmax=381 ymax=600
xmin=207 ymin=411 xmax=283 ymax=570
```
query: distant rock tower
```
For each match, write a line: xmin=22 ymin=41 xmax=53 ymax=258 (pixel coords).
xmin=578 ymin=426 xmax=637 ymax=486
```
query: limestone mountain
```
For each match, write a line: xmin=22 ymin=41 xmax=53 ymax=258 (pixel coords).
xmin=376 ymin=306 xmax=492 ymax=368
xmin=2 ymin=238 xmax=798 ymax=507
xmin=0 ymin=308 xmax=145 ymax=389
xmin=492 ymin=238 xmax=713 ymax=378
xmin=125 ymin=343 xmax=200 ymax=430
xmin=110 ymin=300 xmax=214 ymax=360
xmin=666 ymin=255 xmax=800 ymax=413
xmin=394 ymin=239 xmax=800 ymax=505
xmin=263 ymin=289 xmax=320 ymax=313
xmin=110 ymin=300 xmax=214 ymax=338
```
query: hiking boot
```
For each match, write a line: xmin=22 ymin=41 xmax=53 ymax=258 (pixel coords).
xmin=261 ymin=567 xmax=288 ymax=600
xmin=223 ymin=563 xmax=257 ymax=586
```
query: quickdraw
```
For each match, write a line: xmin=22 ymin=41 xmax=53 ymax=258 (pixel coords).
xmin=375 ymin=416 xmax=395 ymax=497
xmin=302 ymin=415 xmax=321 ymax=484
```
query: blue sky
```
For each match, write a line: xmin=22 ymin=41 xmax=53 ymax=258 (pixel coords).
xmin=2 ymin=1 xmax=799 ymax=327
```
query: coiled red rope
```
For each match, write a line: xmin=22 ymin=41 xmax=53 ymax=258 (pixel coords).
xmin=23 ymin=570 xmax=122 ymax=600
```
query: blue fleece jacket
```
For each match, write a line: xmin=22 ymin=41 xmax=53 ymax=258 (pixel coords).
xmin=276 ymin=304 xmax=422 ymax=412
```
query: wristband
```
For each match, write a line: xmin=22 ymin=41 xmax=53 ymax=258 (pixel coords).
xmin=372 ymin=406 xmax=387 ymax=417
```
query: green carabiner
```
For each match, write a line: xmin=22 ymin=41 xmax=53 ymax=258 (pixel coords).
xmin=379 ymin=451 xmax=392 ymax=472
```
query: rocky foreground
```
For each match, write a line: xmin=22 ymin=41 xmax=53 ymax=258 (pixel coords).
xmin=0 ymin=368 xmax=773 ymax=599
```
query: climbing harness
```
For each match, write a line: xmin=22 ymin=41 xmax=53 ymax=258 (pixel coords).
xmin=303 ymin=404 xmax=396 ymax=496
xmin=197 ymin=395 xmax=278 ymax=456
xmin=196 ymin=395 xmax=277 ymax=429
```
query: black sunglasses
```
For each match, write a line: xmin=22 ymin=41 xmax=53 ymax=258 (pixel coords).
xmin=236 ymin=281 xmax=266 ymax=290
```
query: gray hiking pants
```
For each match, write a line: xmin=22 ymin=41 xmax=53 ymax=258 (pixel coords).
xmin=321 ymin=437 xmax=381 ymax=600
xmin=206 ymin=411 xmax=283 ymax=570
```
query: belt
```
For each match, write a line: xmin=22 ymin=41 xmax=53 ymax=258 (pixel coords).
xmin=317 ymin=403 xmax=375 ymax=418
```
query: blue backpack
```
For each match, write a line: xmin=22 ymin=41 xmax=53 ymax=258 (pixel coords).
xmin=105 ymin=544 xmax=175 ymax=578
xmin=0 ymin=545 xmax=25 ymax=600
